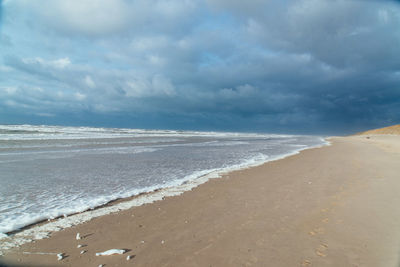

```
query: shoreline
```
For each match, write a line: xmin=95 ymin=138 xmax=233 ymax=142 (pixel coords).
xmin=0 ymin=137 xmax=329 ymax=255
xmin=3 ymin=135 xmax=400 ymax=266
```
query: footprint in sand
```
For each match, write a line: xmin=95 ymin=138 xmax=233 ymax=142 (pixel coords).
xmin=309 ymin=227 xmax=325 ymax=236
xmin=315 ymin=250 xmax=326 ymax=257
xmin=301 ymin=259 xmax=311 ymax=266
xmin=315 ymin=244 xmax=328 ymax=257
xmin=319 ymin=244 xmax=328 ymax=249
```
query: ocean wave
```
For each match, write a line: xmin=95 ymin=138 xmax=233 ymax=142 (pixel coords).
xmin=0 ymin=124 xmax=327 ymax=255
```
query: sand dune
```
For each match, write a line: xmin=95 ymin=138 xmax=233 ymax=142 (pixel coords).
xmin=357 ymin=124 xmax=400 ymax=135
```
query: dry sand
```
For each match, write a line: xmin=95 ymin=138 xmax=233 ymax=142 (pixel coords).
xmin=2 ymin=135 xmax=400 ymax=266
xmin=357 ymin=124 xmax=400 ymax=135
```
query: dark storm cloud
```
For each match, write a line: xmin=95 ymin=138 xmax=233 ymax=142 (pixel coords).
xmin=1 ymin=0 xmax=400 ymax=134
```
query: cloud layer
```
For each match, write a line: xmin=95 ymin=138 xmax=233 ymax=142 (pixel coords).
xmin=1 ymin=0 xmax=400 ymax=134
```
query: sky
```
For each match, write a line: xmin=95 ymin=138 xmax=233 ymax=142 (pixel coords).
xmin=0 ymin=0 xmax=399 ymax=134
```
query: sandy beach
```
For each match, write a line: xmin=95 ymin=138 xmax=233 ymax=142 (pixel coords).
xmin=2 ymin=135 xmax=400 ymax=267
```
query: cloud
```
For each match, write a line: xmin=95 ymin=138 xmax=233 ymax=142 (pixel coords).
xmin=1 ymin=0 xmax=400 ymax=133
xmin=1 ymin=86 xmax=17 ymax=95
xmin=125 ymin=74 xmax=176 ymax=97
xmin=0 ymin=34 xmax=12 ymax=47
xmin=84 ymin=75 xmax=95 ymax=88
xmin=22 ymin=57 xmax=71 ymax=69
xmin=22 ymin=0 xmax=131 ymax=36
xmin=74 ymin=92 xmax=86 ymax=101
xmin=18 ymin=0 xmax=202 ymax=37
xmin=0 ymin=1 xmax=3 ymax=32
xmin=214 ymin=0 xmax=400 ymax=70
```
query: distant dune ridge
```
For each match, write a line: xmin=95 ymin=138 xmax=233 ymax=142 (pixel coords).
xmin=357 ymin=124 xmax=400 ymax=135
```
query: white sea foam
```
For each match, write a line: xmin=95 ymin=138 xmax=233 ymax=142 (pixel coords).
xmin=0 ymin=125 xmax=328 ymax=255
xmin=0 ymin=146 xmax=159 ymax=157
xmin=0 ymin=124 xmax=289 ymax=141
xmin=0 ymin=136 xmax=328 ymax=255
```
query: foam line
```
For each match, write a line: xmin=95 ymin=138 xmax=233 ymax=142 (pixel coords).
xmin=0 ymin=138 xmax=328 ymax=255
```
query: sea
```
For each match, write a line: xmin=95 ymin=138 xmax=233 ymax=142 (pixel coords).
xmin=0 ymin=124 xmax=327 ymax=250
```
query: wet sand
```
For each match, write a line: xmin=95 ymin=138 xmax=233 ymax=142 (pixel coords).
xmin=2 ymin=135 xmax=400 ymax=266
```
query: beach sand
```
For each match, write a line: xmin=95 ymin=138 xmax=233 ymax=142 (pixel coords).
xmin=2 ymin=135 xmax=400 ymax=266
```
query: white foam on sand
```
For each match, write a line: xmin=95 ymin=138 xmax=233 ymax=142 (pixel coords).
xmin=96 ymin=249 xmax=126 ymax=256
xmin=0 ymin=138 xmax=329 ymax=255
